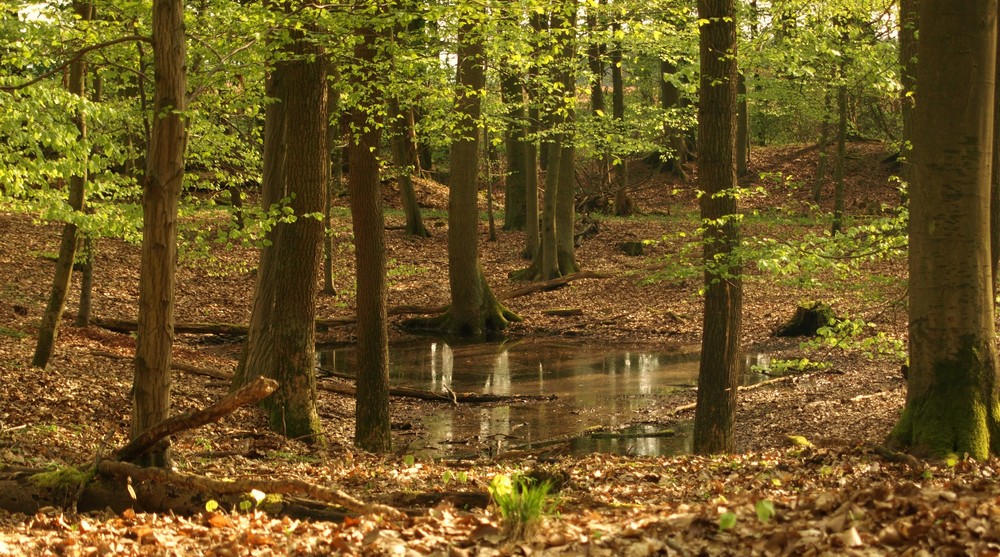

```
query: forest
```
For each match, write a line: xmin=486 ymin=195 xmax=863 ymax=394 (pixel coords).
xmin=2 ymin=0 xmax=1000 ymax=553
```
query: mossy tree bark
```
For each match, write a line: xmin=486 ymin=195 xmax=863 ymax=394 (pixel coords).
xmin=350 ymin=23 xmax=391 ymax=453
xmin=991 ymin=13 xmax=1000 ymax=298
xmin=889 ymin=0 xmax=1000 ymax=460
xmin=692 ymin=0 xmax=742 ymax=455
xmin=32 ymin=0 xmax=91 ymax=369
xmin=132 ymin=0 xmax=187 ymax=467
xmin=265 ymin=33 xmax=327 ymax=444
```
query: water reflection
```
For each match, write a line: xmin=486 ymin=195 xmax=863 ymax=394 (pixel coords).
xmin=318 ymin=340 xmax=766 ymax=458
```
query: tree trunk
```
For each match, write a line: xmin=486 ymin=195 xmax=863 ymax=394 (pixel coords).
xmin=442 ymin=21 xmax=519 ymax=337
xmin=232 ymin=60 xmax=288 ymax=389
xmin=556 ymin=41 xmax=579 ymax=274
xmin=32 ymin=0 xmax=92 ymax=369
xmin=898 ymin=0 xmax=918 ymax=190
xmin=889 ymin=0 xmax=1000 ymax=460
xmin=812 ymin=91 xmax=832 ymax=203
xmin=587 ymin=3 xmax=611 ymax=189
xmin=76 ymin=69 xmax=101 ymax=328
xmin=736 ymin=72 xmax=748 ymax=177
xmin=693 ymin=0 xmax=742 ymax=455
xmin=609 ymin=19 xmax=631 ymax=213
xmin=660 ymin=59 xmax=689 ymax=180
xmin=132 ymin=0 xmax=187 ymax=467
xmin=350 ymin=25 xmax=391 ymax=453
xmin=265 ymin=36 xmax=327 ymax=444
xmin=389 ymin=97 xmax=430 ymax=238
xmin=501 ymin=72 xmax=527 ymax=231
xmin=323 ymin=84 xmax=340 ymax=296
xmin=831 ymin=81 xmax=847 ymax=235
xmin=523 ymin=13 xmax=544 ymax=261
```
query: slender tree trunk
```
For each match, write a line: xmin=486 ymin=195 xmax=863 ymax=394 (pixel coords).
xmin=233 ymin=61 xmax=288 ymax=389
xmin=813 ymin=91 xmax=832 ymax=203
xmin=541 ymin=137 xmax=562 ymax=281
xmin=523 ymin=13 xmax=544 ymax=261
xmin=323 ymin=83 xmax=340 ymax=296
xmin=609 ymin=19 xmax=631 ymax=214
xmin=389 ymin=97 xmax=430 ymax=238
xmin=32 ymin=0 xmax=91 ymax=369
xmin=660 ymin=59 xmax=688 ymax=180
xmin=889 ymin=0 xmax=1000 ymax=460
xmin=501 ymin=72 xmax=528 ymax=231
xmin=693 ymin=0 xmax=741 ymax=455
xmin=349 ymin=25 xmax=391 ymax=452
xmin=76 ymin=69 xmax=101 ymax=328
xmin=736 ymin=72 xmax=748 ymax=177
xmin=587 ymin=3 xmax=611 ymax=189
xmin=132 ymin=0 xmax=187 ymax=467
xmin=555 ymin=15 xmax=579 ymax=275
xmin=265 ymin=37 xmax=327 ymax=444
xmin=831 ymin=82 xmax=847 ymax=235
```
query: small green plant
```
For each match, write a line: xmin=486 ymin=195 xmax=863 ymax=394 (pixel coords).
xmin=755 ymin=500 xmax=776 ymax=523
xmin=488 ymin=473 xmax=556 ymax=540
xmin=719 ymin=511 xmax=737 ymax=530
xmin=751 ymin=357 xmax=829 ymax=375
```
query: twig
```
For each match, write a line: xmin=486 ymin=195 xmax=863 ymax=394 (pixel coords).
xmin=1 ymin=35 xmax=151 ymax=92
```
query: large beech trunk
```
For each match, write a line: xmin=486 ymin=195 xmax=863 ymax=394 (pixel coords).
xmin=889 ymin=0 xmax=1000 ymax=460
xmin=692 ymin=0 xmax=742 ymax=455
xmin=265 ymin=35 xmax=327 ymax=443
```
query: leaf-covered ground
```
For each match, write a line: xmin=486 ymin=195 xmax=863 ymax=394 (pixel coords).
xmin=2 ymin=143 xmax=980 ymax=556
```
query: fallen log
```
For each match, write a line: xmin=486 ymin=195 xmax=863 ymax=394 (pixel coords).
xmin=91 ymin=317 xmax=250 ymax=336
xmin=97 ymin=461 xmax=403 ymax=518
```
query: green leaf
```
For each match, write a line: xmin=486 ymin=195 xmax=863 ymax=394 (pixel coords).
xmin=205 ymin=500 xmax=219 ymax=512
xmin=719 ymin=511 xmax=737 ymax=530
xmin=403 ymin=454 xmax=415 ymax=467
xmin=755 ymin=500 xmax=776 ymax=523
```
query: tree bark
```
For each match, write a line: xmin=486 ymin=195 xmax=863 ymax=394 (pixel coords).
xmin=898 ymin=0 xmax=919 ymax=190
xmin=132 ymin=0 xmax=187 ymax=467
xmin=501 ymin=72 xmax=528 ymax=231
xmin=32 ymin=0 xmax=92 ymax=369
xmin=440 ymin=20 xmax=519 ymax=337
xmin=831 ymin=81 xmax=847 ymax=235
xmin=349 ymin=23 xmax=392 ymax=453
xmin=232 ymin=60 xmax=287 ymax=389
xmin=266 ymin=35 xmax=327 ymax=444
xmin=693 ymin=0 xmax=742 ymax=455
xmin=812 ymin=91 xmax=832 ymax=203
xmin=889 ymin=0 xmax=1000 ymax=460
xmin=389 ymin=97 xmax=430 ymax=238
xmin=323 ymin=84 xmax=341 ymax=296
xmin=735 ymin=72 xmax=748 ymax=177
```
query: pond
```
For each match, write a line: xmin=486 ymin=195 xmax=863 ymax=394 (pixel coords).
xmin=318 ymin=340 xmax=770 ymax=459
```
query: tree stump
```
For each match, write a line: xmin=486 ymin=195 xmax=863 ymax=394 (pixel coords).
xmin=775 ymin=302 xmax=838 ymax=337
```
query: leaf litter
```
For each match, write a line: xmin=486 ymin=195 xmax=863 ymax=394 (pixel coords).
xmin=0 ymin=143 xmax=980 ymax=555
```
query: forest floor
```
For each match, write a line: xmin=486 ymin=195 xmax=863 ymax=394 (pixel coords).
xmin=3 ymin=142 xmax=996 ymax=555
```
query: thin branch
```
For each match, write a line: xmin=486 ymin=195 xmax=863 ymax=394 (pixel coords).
xmin=1 ymin=35 xmax=151 ymax=92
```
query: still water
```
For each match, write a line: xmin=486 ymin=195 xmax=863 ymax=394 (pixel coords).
xmin=319 ymin=340 xmax=769 ymax=458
